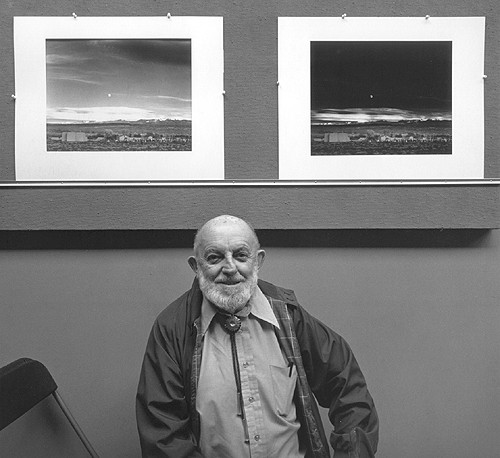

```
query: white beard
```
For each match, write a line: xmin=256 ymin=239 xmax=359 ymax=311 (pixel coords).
xmin=198 ymin=267 xmax=258 ymax=314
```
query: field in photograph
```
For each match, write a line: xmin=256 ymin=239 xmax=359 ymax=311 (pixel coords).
xmin=47 ymin=120 xmax=192 ymax=152
xmin=311 ymin=121 xmax=452 ymax=156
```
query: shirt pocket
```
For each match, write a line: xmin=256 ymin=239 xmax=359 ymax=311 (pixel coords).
xmin=270 ymin=364 xmax=297 ymax=416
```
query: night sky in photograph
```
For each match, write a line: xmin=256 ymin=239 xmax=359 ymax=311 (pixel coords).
xmin=46 ymin=39 xmax=191 ymax=123
xmin=311 ymin=41 xmax=452 ymax=112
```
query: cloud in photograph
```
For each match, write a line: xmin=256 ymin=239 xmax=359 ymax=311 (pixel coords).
xmin=46 ymin=39 xmax=192 ymax=123
xmin=47 ymin=106 xmax=161 ymax=123
xmin=311 ymin=108 xmax=452 ymax=125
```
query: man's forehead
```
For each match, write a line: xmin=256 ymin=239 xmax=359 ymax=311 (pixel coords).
xmin=202 ymin=238 xmax=252 ymax=254
xmin=196 ymin=216 xmax=258 ymax=252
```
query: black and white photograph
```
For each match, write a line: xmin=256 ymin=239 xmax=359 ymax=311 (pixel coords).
xmin=278 ymin=17 xmax=485 ymax=180
xmin=14 ymin=16 xmax=224 ymax=181
xmin=46 ymin=39 xmax=192 ymax=152
xmin=310 ymin=41 xmax=452 ymax=156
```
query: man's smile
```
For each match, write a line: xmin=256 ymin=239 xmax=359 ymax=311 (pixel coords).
xmin=216 ymin=279 xmax=243 ymax=286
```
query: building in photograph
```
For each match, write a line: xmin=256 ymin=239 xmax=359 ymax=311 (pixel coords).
xmin=62 ymin=132 xmax=88 ymax=142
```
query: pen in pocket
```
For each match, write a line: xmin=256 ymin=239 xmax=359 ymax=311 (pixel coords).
xmin=288 ymin=361 xmax=294 ymax=377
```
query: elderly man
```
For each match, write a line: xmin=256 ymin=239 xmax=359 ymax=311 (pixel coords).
xmin=136 ymin=215 xmax=378 ymax=458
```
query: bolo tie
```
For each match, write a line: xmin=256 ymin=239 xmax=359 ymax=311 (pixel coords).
xmin=216 ymin=312 xmax=250 ymax=443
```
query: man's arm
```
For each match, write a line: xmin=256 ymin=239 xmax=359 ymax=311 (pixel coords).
xmin=136 ymin=320 xmax=202 ymax=458
xmin=292 ymin=304 xmax=379 ymax=458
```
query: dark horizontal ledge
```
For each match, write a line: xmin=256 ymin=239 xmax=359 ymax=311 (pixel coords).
xmin=0 ymin=229 xmax=492 ymax=250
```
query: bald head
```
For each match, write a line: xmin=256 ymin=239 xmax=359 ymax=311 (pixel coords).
xmin=193 ymin=215 xmax=260 ymax=257
xmin=188 ymin=215 xmax=265 ymax=313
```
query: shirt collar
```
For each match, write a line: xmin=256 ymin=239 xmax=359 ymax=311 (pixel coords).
xmin=200 ymin=286 xmax=279 ymax=335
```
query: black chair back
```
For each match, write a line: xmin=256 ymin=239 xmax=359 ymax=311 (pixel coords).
xmin=0 ymin=357 xmax=100 ymax=457
xmin=0 ymin=358 xmax=57 ymax=430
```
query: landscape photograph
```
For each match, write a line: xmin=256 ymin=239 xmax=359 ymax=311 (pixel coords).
xmin=46 ymin=39 xmax=192 ymax=152
xmin=310 ymin=41 xmax=452 ymax=156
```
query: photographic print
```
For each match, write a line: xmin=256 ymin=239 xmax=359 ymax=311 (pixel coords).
xmin=14 ymin=16 xmax=224 ymax=181
xmin=311 ymin=41 xmax=452 ymax=156
xmin=46 ymin=39 xmax=192 ymax=153
xmin=278 ymin=17 xmax=485 ymax=180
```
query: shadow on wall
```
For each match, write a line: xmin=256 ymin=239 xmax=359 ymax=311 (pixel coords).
xmin=0 ymin=229 xmax=492 ymax=250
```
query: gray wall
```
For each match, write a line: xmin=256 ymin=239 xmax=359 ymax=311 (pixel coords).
xmin=1 ymin=230 xmax=499 ymax=457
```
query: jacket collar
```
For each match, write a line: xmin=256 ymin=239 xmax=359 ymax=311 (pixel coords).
xmin=257 ymin=279 xmax=299 ymax=308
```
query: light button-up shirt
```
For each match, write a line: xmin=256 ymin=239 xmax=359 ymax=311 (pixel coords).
xmin=196 ymin=287 xmax=304 ymax=458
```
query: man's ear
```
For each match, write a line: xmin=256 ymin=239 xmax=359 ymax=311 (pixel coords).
xmin=256 ymin=250 xmax=266 ymax=270
xmin=188 ymin=256 xmax=199 ymax=274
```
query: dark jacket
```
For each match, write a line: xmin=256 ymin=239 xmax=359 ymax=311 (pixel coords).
xmin=136 ymin=279 xmax=379 ymax=457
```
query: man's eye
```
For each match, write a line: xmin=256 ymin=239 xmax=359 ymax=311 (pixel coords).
xmin=206 ymin=255 xmax=221 ymax=263
xmin=234 ymin=253 xmax=249 ymax=261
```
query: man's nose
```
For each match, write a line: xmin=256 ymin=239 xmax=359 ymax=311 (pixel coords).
xmin=222 ymin=255 xmax=237 ymax=274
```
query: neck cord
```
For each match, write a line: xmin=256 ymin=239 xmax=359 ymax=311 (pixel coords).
xmin=217 ymin=313 xmax=250 ymax=443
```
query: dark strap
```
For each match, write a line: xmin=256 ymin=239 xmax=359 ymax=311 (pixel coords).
xmin=269 ymin=299 xmax=330 ymax=458
xmin=214 ymin=313 xmax=250 ymax=442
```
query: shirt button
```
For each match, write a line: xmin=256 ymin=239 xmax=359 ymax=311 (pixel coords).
xmin=254 ymin=435 xmax=260 ymax=441
xmin=248 ymin=396 xmax=255 ymax=403
xmin=242 ymin=362 xmax=249 ymax=368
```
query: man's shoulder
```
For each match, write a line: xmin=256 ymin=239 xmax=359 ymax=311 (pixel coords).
xmin=258 ymin=279 xmax=300 ymax=308
xmin=155 ymin=280 xmax=203 ymax=328
xmin=156 ymin=289 xmax=189 ymax=319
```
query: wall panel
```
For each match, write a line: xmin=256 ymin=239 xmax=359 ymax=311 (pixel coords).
xmin=0 ymin=0 xmax=498 ymax=228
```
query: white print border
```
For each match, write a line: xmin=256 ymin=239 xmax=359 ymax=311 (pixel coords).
xmin=278 ymin=17 xmax=485 ymax=180
xmin=14 ymin=16 xmax=224 ymax=181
